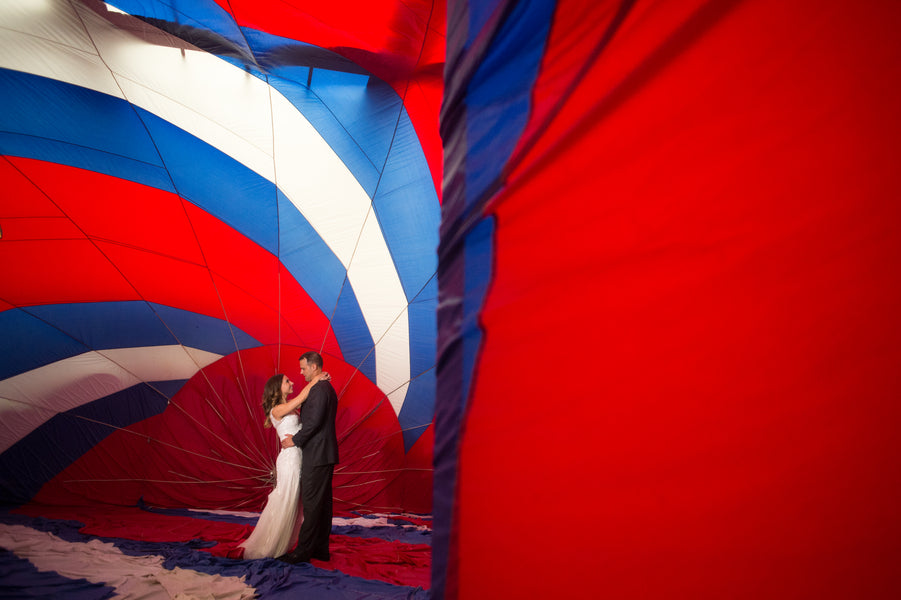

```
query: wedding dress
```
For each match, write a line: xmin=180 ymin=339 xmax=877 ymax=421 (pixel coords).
xmin=240 ymin=412 xmax=303 ymax=559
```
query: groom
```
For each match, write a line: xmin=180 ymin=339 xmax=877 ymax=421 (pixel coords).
xmin=278 ymin=351 xmax=339 ymax=563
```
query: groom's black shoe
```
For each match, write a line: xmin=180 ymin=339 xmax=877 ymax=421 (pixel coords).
xmin=276 ymin=550 xmax=311 ymax=564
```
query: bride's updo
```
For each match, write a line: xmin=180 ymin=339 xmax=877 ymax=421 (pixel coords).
xmin=261 ymin=374 xmax=285 ymax=428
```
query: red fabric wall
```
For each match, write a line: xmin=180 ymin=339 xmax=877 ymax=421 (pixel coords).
xmin=456 ymin=0 xmax=901 ymax=596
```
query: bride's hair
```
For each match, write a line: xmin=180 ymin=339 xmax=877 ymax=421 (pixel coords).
xmin=261 ymin=373 xmax=285 ymax=428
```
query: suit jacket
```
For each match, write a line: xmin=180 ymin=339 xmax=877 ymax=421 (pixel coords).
xmin=292 ymin=380 xmax=338 ymax=467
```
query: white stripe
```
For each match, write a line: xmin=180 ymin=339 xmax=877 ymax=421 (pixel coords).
xmin=0 ymin=0 xmax=411 ymax=413
xmin=0 ymin=524 xmax=255 ymax=599
xmin=0 ymin=346 xmax=222 ymax=452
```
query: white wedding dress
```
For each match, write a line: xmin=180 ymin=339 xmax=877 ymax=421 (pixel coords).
xmin=240 ymin=411 xmax=303 ymax=559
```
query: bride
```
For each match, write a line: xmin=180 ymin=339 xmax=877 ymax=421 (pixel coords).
xmin=240 ymin=371 xmax=330 ymax=559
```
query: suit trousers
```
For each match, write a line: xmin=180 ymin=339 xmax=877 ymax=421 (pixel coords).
xmin=296 ymin=462 xmax=334 ymax=558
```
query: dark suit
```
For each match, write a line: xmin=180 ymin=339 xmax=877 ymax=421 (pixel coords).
xmin=291 ymin=380 xmax=338 ymax=560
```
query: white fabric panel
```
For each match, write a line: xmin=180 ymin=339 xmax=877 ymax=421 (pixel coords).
xmin=0 ymin=524 xmax=255 ymax=599
xmin=1 ymin=0 xmax=97 ymax=55
xmin=85 ymin=8 xmax=277 ymax=172
xmin=0 ymin=346 xmax=221 ymax=452
xmin=0 ymin=0 xmax=412 ymax=413
xmin=0 ymin=4 xmax=121 ymax=98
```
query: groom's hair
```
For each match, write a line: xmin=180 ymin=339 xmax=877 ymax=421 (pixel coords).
xmin=300 ymin=350 xmax=323 ymax=369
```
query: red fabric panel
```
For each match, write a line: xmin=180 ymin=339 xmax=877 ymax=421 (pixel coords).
xmin=333 ymin=371 xmax=407 ymax=512
xmin=0 ymin=239 xmax=140 ymax=305
xmin=460 ymin=0 xmax=901 ymax=598
xmin=94 ymin=239 xmax=227 ymax=318
xmin=0 ymin=217 xmax=84 ymax=241
xmin=185 ymin=201 xmax=340 ymax=352
xmin=35 ymin=345 xmax=405 ymax=514
xmin=0 ymin=157 xmax=64 ymax=217
xmin=1 ymin=158 xmax=337 ymax=352
xmin=397 ymin=423 xmax=434 ymax=515
xmin=14 ymin=158 xmax=206 ymax=265
xmin=213 ymin=0 xmax=446 ymax=199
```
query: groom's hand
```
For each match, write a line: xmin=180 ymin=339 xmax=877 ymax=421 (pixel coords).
xmin=281 ymin=434 xmax=295 ymax=449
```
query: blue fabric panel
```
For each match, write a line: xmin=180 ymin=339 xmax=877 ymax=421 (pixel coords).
xmin=27 ymin=302 xmax=177 ymax=351
xmin=0 ymin=70 xmax=174 ymax=192
xmin=151 ymin=303 xmax=259 ymax=354
xmin=0 ymin=69 xmax=162 ymax=166
xmin=398 ymin=371 xmax=436 ymax=452
xmin=399 ymin=279 xmax=437 ymax=449
xmin=133 ymin=106 xmax=280 ymax=255
xmin=371 ymin=113 xmax=440 ymax=299
xmin=310 ymin=69 xmax=397 ymax=170
xmin=408 ymin=276 xmax=438 ymax=376
xmin=266 ymin=75 xmax=379 ymax=198
xmin=0 ymin=309 xmax=89 ymax=380
xmin=0 ymin=548 xmax=114 ymax=600
xmin=331 ymin=282 xmax=376 ymax=382
xmin=242 ymin=27 xmax=400 ymax=199
xmin=10 ymin=302 xmax=258 ymax=373
xmin=0 ymin=384 xmax=169 ymax=506
xmin=464 ymin=0 xmax=555 ymax=208
xmin=462 ymin=218 xmax=495 ymax=409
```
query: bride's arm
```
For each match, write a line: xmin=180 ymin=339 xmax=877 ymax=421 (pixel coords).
xmin=270 ymin=372 xmax=330 ymax=419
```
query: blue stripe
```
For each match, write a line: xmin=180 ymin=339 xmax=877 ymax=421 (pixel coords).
xmin=332 ymin=282 xmax=377 ymax=382
xmin=0 ymin=309 xmax=89 ymax=380
xmin=463 ymin=218 xmax=495 ymax=407
xmin=372 ymin=119 xmax=440 ymax=299
xmin=0 ymin=69 xmax=174 ymax=192
xmin=399 ymin=279 xmax=438 ymax=449
xmin=465 ymin=0 xmax=555 ymax=207
xmin=27 ymin=301 xmax=179 ymax=350
xmin=398 ymin=372 xmax=436 ymax=451
xmin=0 ymin=69 xmax=162 ymax=166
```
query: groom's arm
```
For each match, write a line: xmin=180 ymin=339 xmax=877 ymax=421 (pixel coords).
xmin=291 ymin=383 xmax=326 ymax=449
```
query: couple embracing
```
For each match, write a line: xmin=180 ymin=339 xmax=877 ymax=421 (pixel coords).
xmin=240 ymin=351 xmax=338 ymax=564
